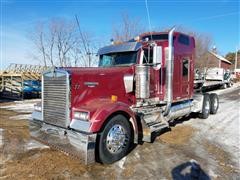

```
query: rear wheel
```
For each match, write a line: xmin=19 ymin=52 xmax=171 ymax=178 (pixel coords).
xmin=222 ymin=83 xmax=227 ymax=89
xmin=209 ymin=93 xmax=219 ymax=114
xmin=98 ymin=114 xmax=133 ymax=164
xmin=227 ymin=82 xmax=232 ymax=88
xmin=199 ymin=94 xmax=210 ymax=119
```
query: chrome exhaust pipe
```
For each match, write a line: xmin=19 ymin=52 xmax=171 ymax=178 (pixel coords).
xmin=164 ymin=27 xmax=175 ymax=116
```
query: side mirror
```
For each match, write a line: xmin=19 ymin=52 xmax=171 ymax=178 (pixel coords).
xmin=153 ymin=46 xmax=162 ymax=70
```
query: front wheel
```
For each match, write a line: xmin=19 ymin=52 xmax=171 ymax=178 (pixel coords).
xmin=98 ymin=115 xmax=133 ymax=164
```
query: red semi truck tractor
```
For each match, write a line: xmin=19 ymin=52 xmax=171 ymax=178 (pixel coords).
xmin=30 ymin=28 xmax=219 ymax=164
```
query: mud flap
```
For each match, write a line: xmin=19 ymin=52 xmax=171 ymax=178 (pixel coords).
xmin=29 ymin=120 xmax=96 ymax=165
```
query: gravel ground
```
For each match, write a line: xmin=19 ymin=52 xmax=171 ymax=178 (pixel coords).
xmin=0 ymin=84 xmax=239 ymax=179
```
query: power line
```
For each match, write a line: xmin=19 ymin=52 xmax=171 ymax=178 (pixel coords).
xmin=191 ymin=12 xmax=239 ymax=22
xmin=75 ymin=15 xmax=91 ymax=67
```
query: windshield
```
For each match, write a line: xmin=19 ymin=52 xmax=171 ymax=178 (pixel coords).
xmin=99 ymin=51 xmax=137 ymax=67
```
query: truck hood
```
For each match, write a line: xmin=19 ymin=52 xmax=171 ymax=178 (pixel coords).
xmin=66 ymin=66 xmax=136 ymax=111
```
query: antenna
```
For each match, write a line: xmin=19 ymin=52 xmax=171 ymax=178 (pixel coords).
xmin=75 ymin=15 xmax=91 ymax=67
xmin=145 ymin=0 xmax=153 ymax=40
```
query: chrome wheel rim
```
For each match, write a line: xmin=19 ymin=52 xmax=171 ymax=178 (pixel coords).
xmin=106 ymin=124 xmax=128 ymax=154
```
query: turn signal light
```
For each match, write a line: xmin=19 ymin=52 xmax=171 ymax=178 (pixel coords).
xmin=111 ymin=95 xmax=118 ymax=102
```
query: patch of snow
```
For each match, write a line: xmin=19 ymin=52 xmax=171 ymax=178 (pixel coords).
xmin=0 ymin=128 xmax=4 ymax=148
xmin=187 ymin=86 xmax=240 ymax=166
xmin=180 ymin=164 xmax=191 ymax=175
xmin=10 ymin=114 xmax=31 ymax=120
xmin=0 ymin=104 xmax=34 ymax=113
xmin=117 ymin=157 xmax=126 ymax=169
xmin=0 ymin=99 xmax=40 ymax=113
xmin=25 ymin=140 xmax=49 ymax=150
xmin=134 ymin=152 xmax=140 ymax=159
xmin=210 ymin=82 xmax=240 ymax=95
xmin=14 ymin=99 xmax=40 ymax=103
xmin=208 ymin=169 xmax=218 ymax=178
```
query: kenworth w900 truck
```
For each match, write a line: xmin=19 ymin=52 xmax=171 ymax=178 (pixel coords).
xmin=30 ymin=28 xmax=219 ymax=164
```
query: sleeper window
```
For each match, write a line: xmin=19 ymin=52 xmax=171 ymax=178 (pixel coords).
xmin=182 ymin=59 xmax=189 ymax=77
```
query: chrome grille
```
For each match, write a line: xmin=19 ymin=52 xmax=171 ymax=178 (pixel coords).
xmin=43 ymin=70 xmax=70 ymax=128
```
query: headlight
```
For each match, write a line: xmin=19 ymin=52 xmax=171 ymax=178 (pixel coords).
xmin=73 ymin=111 xmax=89 ymax=121
xmin=34 ymin=103 xmax=42 ymax=112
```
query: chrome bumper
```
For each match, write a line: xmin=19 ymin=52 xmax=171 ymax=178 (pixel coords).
xmin=29 ymin=119 xmax=96 ymax=164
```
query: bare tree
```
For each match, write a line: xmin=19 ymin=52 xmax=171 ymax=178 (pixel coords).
xmin=194 ymin=33 xmax=213 ymax=70
xmin=69 ymin=30 xmax=98 ymax=67
xmin=30 ymin=18 xmax=98 ymax=67
xmin=47 ymin=21 xmax=57 ymax=66
xmin=112 ymin=13 xmax=145 ymax=42
xmin=31 ymin=23 xmax=48 ymax=66
xmin=225 ymin=50 xmax=240 ymax=70
xmin=54 ymin=19 xmax=78 ymax=66
xmin=112 ymin=20 xmax=213 ymax=70
xmin=175 ymin=26 xmax=213 ymax=70
xmin=75 ymin=16 xmax=97 ymax=67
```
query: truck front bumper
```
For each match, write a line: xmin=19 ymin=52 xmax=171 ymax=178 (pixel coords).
xmin=29 ymin=119 xmax=97 ymax=164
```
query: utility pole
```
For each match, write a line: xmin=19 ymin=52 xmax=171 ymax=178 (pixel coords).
xmin=212 ymin=46 xmax=221 ymax=68
xmin=87 ymin=52 xmax=91 ymax=67
xmin=235 ymin=46 xmax=238 ymax=72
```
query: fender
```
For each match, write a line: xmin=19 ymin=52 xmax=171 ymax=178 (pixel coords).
xmin=75 ymin=99 xmax=139 ymax=143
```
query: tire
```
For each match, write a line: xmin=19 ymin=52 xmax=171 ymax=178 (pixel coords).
xmin=222 ymin=83 xmax=227 ymax=89
xmin=209 ymin=93 xmax=219 ymax=114
xmin=98 ymin=114 xmax=133 ymax=164
xmin=199 ymin=94 xmax=210 ymax=119
xmin=227 ymin=82 xmax=232 ymax=88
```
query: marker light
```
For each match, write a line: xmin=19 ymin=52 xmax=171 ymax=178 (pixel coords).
xmin=111 ymin=95 xmax=118 ymax=102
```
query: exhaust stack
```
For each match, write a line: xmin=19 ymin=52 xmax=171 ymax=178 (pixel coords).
xmin=164 ymin=27 xmax=175 ymax=116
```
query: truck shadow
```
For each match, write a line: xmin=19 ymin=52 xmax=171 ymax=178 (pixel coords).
xmin=168 ymin=113 xmax=199 ymax=127
xmin=171 ymin=160 xmax=210 ymax=180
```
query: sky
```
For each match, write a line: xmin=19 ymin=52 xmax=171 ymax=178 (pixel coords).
xmin=1 ymin=0 xmax=239 ymax=69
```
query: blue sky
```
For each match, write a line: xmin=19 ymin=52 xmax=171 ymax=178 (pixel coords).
xmin=1 ymin=0 xmax=239 ymax=69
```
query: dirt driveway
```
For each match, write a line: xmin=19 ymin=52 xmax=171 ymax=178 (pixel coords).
xmin=0 ymin=87 xmax=240 ymax=179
